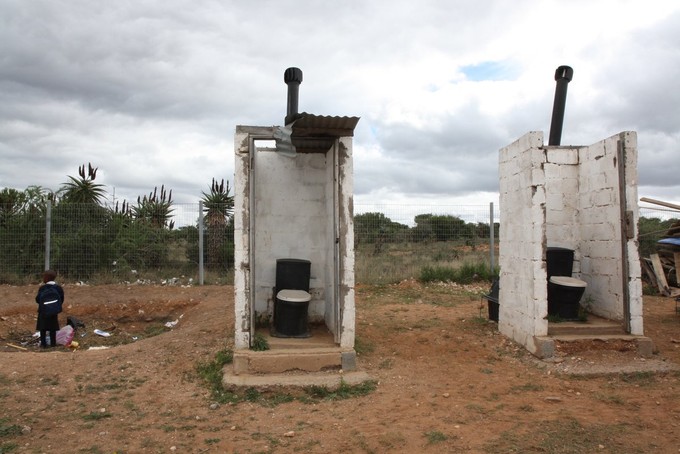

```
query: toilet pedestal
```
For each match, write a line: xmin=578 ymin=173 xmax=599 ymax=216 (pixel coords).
xmin=548 ymin=276 xmax=587 ymax=320
xmin=273 ymin=289 xmax=311 ymax=338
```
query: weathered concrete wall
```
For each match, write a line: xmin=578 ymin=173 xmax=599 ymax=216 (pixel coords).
xmin=498 ymin=132 xmax=548 ymax=355
xmin=337 ymin=137 xmax=356 ymax=349
xmin=498 ymin=131 xmax=643 ymax=355
xmin=577 ymin=132 xmax=642 ymax=333
xmin=233 ymin=126 xmax=258 ymax=349
xmin=252 ymin=148 xmax=331 ymax=322
xmin=233 ymin=125 xmax=356 ymax=349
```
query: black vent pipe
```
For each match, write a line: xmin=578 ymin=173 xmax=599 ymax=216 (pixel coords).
xmin=548 ymin=65 xmax=573 ymax=146
xmin=284 ymin=67 xmax=303 ymax=125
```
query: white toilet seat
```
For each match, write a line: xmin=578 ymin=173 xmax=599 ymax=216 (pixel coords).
xmin=277 ymin=289 xmax=311 ymax=302
xmin=549 ymin=276 xmax=587 ymax=288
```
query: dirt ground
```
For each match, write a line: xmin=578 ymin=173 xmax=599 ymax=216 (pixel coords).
xmin=1 ymin=281 xmax=680 ymax=453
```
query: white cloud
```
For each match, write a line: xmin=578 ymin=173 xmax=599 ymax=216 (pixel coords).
xmin=1 ymin=0 xmax=680 ymax=211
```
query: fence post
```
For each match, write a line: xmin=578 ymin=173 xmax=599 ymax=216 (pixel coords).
xmin=198 ymin=201 xmax=204 ymax=285
xmin=44 ymin=200 xmax=51 ymax=271
xmin=489 ymin=202 xmax=495 ymax=274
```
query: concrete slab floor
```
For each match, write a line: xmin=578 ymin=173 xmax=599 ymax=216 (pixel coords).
xmin=222 ymin=368 xmax=372 ymax=389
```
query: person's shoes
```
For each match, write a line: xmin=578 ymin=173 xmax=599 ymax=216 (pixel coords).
xmin=39 ymin=344 xmax=48 ymax=349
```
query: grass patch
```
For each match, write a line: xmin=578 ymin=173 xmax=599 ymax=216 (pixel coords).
xmin=250 ymin=332 xmax=269 ymax=351
xmin=143 ymin=324 xmax=170 ymax=338
xmin=620 ymin=371 xmax=656 ymax=386
xmin=196 ymin=349 xmax=236 ymax=404
xmin=195 ymin=349 xmax=377 ymax=406
xmin=354 ymin=336 xmax=375 ymax=356
xmin=420 ymin=261 xmax=495 ymax=284
xmin=82 ymin=411 xmax=112 ymax=421
xmin=304 ymin=380 xmax=377 ymax=401
xmin=0 ymin=442 xmax=19 ymax=453
xmin=0 ymin=419 xmax=22 ymax=438
xmin=484 ymin=417 xmax=647 ymax=454
xmin=425 ymin=430 xmax=448 ymax=444
xmin=355 ymin=240 xmax=495 ymax=285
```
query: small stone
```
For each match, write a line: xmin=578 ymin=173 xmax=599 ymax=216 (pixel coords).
xmin=545 ymin=396 xmax=562 ymax=403
xmin=284 ymin=431 xmax=295 ymax=437
xmin=170 ymin=447 xmax=177 ymax=452
xmin=230 ymin=426 xmax=236 ymax=430
xmin=21 ymin=426 xmax=31 ymax=434
xmin=442 ymin=393 xmax=450 ymax=398
xmin=99 ymin=407 xmax=106 ymax=413
xmin=599 ymin=444 xmax=605 ymax=449
xmin=209 ymin=403 xmax=219 ymax=410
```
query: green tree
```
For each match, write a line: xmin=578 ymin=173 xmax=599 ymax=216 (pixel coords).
xmin=0 ymin=186 xmax=50 ymax=278
xmin=0 ymin=188 xmax=25 ymax=226
xmin=354 ymin=212 xmax=408 ymax=244
xmin=201 ymin=178 xmax=234 ymax=270
xmin=412 ymin=214 xmax=475 ymax=242
xmin=638 ymin=216 xmax=678 ymax=259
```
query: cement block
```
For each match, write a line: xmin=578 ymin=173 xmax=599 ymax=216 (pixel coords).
xmin=341 ymin=351 xmax=357 ymax=371
xmin=636 ymin=337 xmax=655 ymax=358
xmin=232 ymin=354 xmax=249 ymax=375
xmin=533 ymin=336 xmax=555 ymax=358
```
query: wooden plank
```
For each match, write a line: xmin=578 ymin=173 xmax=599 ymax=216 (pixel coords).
xmin=640 ymin=197 xmax=680 ymax=212
xmin=650 ymin=253 xmax=671 ymax=296
xmin=641 ymin=258 xmax=658 ymax=289
xmin=6 ymin=343 xmax=27 ymax=351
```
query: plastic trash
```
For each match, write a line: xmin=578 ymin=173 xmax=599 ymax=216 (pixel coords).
xmin=93 ymin=329 xmax=111 ymax=337
xmin=164 ymin=314 xmax=183 ymax=328
xmin=56 ymin=325 xmax=75 ymax=346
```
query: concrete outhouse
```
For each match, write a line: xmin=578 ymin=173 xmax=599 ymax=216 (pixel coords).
xmin=229 ymin=69 xmax=361 ymax=379
xmin=497 ymin=131 xmax=652 ymax=358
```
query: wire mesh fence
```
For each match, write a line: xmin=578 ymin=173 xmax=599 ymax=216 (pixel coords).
xmin=1 ymin=203 xmax=675 ymax=286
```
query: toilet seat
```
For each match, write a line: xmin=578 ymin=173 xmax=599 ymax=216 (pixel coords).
xmin=277 ymin=289 xmax=311 ymax=302
xmin=549 ymin=276 xmax=587 ymax=288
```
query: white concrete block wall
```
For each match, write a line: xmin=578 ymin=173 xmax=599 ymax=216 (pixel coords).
xmin=499 ymin=132 xmax=549 ymax=355
xmin=499 ymin=130 xmax=643 ymax=356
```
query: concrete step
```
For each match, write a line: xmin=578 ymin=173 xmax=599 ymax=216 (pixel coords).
xmin=547 ymin=315 xmax=626 ymax=336
xmin=233 ymin=347 xmax=347 ymax=374
xmin=535 ymin=334 xmax=655 ymax=358
xmin=231 ymin=325 xmax=357 ymax=376
xmin=223 ymin=368 xmax=372 ymax=389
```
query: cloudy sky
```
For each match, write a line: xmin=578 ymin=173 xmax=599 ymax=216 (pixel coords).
xmin=1 ymin=0 xmax=679 ymax=218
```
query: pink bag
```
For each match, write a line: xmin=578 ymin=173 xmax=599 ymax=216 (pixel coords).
xmin=56 ymin=325 xmax=75 ymax=346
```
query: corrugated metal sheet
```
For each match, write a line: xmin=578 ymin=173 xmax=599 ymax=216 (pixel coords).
xmin=289 ymin=113 xmax=360 ymax=154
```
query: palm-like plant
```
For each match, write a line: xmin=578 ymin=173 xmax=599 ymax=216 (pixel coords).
xmin=59 ymin=163 xmax=106 ymax=205
xmin=133 ymin=185 xmax=174 ymax=229
xmin=201 ymin=178 xmax=234 ymax=269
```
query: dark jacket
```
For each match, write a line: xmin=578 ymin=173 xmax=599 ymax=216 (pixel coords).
xmin=35 ymin=282 xmax=64 ymax=331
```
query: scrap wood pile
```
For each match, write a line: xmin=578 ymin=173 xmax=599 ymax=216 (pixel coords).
xmin=640 ymin=197 xmax=680 ymax=297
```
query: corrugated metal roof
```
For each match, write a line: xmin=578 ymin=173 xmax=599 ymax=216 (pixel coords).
xmin=289 ymin=113 xmax=360 ymax=153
